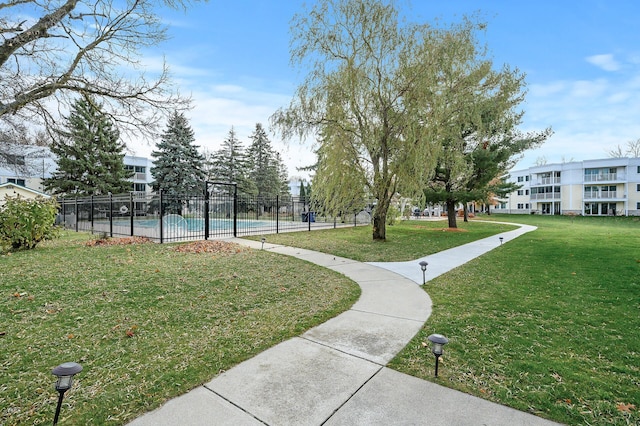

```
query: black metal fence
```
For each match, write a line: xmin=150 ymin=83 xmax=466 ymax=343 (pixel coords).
xmin=57 ymin=191 xmax=371 ymax=243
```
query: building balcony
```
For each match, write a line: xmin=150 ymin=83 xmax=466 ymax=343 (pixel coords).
xmin=584 ymin=173 xmax=625 ymax=182
xmin=530 ymin=193 xmax=561 ymax=200
xmin=583 ymin=191 xmax=625 ymax=200
xmin=532 ymin=177 xmax=561 ymax=186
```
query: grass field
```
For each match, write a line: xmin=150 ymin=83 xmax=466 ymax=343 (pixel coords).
xmin=259 ymin=215 xmax=640 ymax=425
xmin=3 ymin=215 xmax=638 ymax=425
xmin=253 ymin=219 xmax=518 ymax=262
xmin=0 ymin=233 xmax=360 ymax=425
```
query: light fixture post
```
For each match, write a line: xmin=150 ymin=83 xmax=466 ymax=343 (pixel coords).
xmin=499 ymin=236 xmax=504 ymax=245
xmin=427 ymin=334 xmax=449 ymax=378
xmin=261 ymin=237 xmax=266 ymax=250
xmin=418 ymin=261 xmax=428 ymax=286
xmin=51 ymin=362 xmax=82 ymax=425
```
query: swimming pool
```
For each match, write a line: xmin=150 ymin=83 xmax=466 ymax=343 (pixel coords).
xmin=112 ymin=216 xmax=273 ymax=232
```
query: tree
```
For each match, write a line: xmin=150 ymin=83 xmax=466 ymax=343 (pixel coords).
xmin=207 ymin=127 xmax=256 ymax=196
xmin=151 ymin=112 xmax=205 ymax=213
xmin=272 ymin=0 xmax=439 ymax=240
xmin=246 ymin=123 xmax=288 ymax=197
xmin=0 ymin=0 xmax=195 ymax=141
xmin=43 ymin=96 xmax=131 ymax=196
xmin=422 ymin=18 xmax=550 ymax=228
xmin=608 ymin=139 xmax=640 ymax=158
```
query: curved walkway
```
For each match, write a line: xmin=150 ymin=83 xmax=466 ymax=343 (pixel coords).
xmin=129 ymin=223 xmax=561 ymax=426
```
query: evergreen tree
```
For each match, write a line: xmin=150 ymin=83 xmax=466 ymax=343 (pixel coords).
xmin=151 ymin=112 xmax=205 ymax=213
xmin=246 ymin=123 xmax=289 ymax=197
xmin=208 ymin=127 xmax=256 ymax=196
xmin=43 ymin=96 xmax=130 ymax=196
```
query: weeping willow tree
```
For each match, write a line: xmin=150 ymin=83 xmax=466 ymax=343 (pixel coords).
xmin=271 ymin=0 xmax=442 ymax=241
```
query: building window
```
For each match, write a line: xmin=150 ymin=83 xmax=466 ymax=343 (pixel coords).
xmin=525 ymin=175 xmax=529 ymax=181
xmin=7 ymin=178 xmax=26 ymax=186
xmin=525 ymin=203 xmax=530 ymax=209
xmin=525 ymin=189 xmax=530 ymax=195
xmin=637 ymin=166 xmax=640 ymax=173
xmin=517 ymin=190 xmax=523 ymax=195
xmin=517 ymin=176 xmax=523 ymax=182
xmin=637 ymin=184 xmax=640 ymax=192
xmin=131 ymin=183 xmax=146 ymax=192
xmin=637 ymin=202 xmax=640 ymax=209
xmin=5 ymin=154 xmax=25 ymax=166
xmin=517 ymin=203 xmax=524 ymax=209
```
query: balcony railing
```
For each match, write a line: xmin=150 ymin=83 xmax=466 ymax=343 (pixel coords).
xmin=584 ymin=173 xmax=622 ymax=182
xmin=533 ymin=177 xmax=561 ymax=185
xmin=583 ymin=191 xmax=624 ymax=199
xmin=530 ymin=193 xmax=561 ymax=200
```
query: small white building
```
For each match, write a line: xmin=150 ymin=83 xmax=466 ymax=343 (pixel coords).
xmin=0 ymin=182 xmax=51 ymax=207
xmin=495 ymin=157 xmax=640 ymax=216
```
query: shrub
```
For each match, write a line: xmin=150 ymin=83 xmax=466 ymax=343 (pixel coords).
xmin=0 ymin=195 xmax=60 ymax=250
xmin=387 ymin=204 xmax=399 ymax=226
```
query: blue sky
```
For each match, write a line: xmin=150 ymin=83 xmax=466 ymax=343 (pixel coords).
xmin=131 ymin=0 xmax=640 ymax=179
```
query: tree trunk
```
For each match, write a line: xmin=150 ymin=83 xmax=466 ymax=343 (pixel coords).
xmin=463 ymin=204 xmax=469 ymax=222
xmin=372 ymin=209 xmax=387 ymax=240
xmin=446 ymin=199 xmax=457 ymax=228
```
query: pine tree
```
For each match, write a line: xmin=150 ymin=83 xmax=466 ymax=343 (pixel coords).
xmin=246 ymin=123 xmax=289 ymax=197
xmin=207 ymin=127 xmax=256 ymax=196
xmin=43 ymin=96 xmax=130 ymax=196
xmin=151 ymin=112 xmax=205 ymax=213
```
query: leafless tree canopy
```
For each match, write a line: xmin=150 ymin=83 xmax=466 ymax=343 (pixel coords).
xmin=0 ymin=0 xmax=196 ymax=143
xmin=607 ymin=138 xmax=640 ymax=158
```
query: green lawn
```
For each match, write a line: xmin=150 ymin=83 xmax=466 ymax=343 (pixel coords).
xmin=252 ymin=219 xmax=518 ymax=262
xmin=0 ymin=233 xmax=360 ymax=425
xmin=262 ymin=215 xmax=640 ymax=425
xmin=3 ymin=216 xmax=638 ymax=425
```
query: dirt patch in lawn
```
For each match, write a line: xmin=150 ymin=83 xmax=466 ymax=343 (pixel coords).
xmin=173 ymin=240 xmax=248 ymax=255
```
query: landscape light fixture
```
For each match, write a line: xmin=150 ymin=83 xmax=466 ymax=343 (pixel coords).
xmin=427 ymin=334 xmax=449 ymax=377
xmin=51 ymin=362 xmax=82 ymax=425
xmin=418 ymin=261 xmax=428 ymax=286
xmin=261 ymin=237 xmax=266 ymax=250
xmin=499 ymin=237 xmax=504 ymax=245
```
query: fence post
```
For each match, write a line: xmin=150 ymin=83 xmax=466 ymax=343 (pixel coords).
xmin=276 ymin=195 xmax=279 ymax=234
xmin=74 ymin=196 xmax=79 ymax=232
xmin=354 ymin=212 xmax=357 ymax=227
xmin=109 ymin=193 xmax=113 ymax=237
xmin=159 ymin=190 xmax=164 ymax=244
xmin=204 ymin=185 xmax=210 ymax=240
xmin=233 ymin=184 xmax=238 ymax=237
xmin=90 ymin=195 xmax=94 ymax=234
xmin=129 ymin=192 xmax=134 ymax=236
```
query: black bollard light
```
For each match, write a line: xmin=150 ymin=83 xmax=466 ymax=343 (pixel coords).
xmin=52 ymin=362 xmax=83 ymax=425
xmin=261 ymin=237 xmax=266 ymax=250
xmin=427 ymin=334 xmax=448 ymax=377
xmin=419 ymin=261 xmax=428 ymax=286
xmin=499 ymin=236 xmax=504 ymax=245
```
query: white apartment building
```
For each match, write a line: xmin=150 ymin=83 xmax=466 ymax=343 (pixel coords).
xmin=0 ymin=144 xmax=154 ymax=195
xmin=495 ymin=157 xmax=640 ymax=216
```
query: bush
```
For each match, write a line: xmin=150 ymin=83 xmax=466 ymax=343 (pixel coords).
xmin=387 ymin=204 xmax=399 ymax=226
xmin=0 ymin=195 xmax=60 ymax=250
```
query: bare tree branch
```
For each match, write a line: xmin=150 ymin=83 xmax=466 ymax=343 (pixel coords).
xmin=0 ymin=0 xmax=198 ymax=143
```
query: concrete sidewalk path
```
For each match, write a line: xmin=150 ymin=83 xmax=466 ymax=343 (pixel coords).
xmin=128 ymin=223 xmax=560 ymax=426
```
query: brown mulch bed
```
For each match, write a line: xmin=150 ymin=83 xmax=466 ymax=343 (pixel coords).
xmin=172 ymin=240 xmax=248 ymax=254
xmin=85 ymin=236 xmax=152 ymax=247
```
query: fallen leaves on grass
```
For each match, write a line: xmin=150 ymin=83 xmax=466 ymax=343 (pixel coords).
xmin=616 ymin=402 xmax=636 ymax=413
xmin=173 ymin=240 xmax=248 ymax=255
xmin=435 ymin=228 xmax=469 ymax=232
xmin=85 ymin=236 xmax=152 ymax=247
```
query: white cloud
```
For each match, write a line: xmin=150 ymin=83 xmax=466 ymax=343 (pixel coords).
xmin=586 ymin=54 xmax=621 ymax=71
xmin=516 ymin=72 xmax=640 ymax=170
